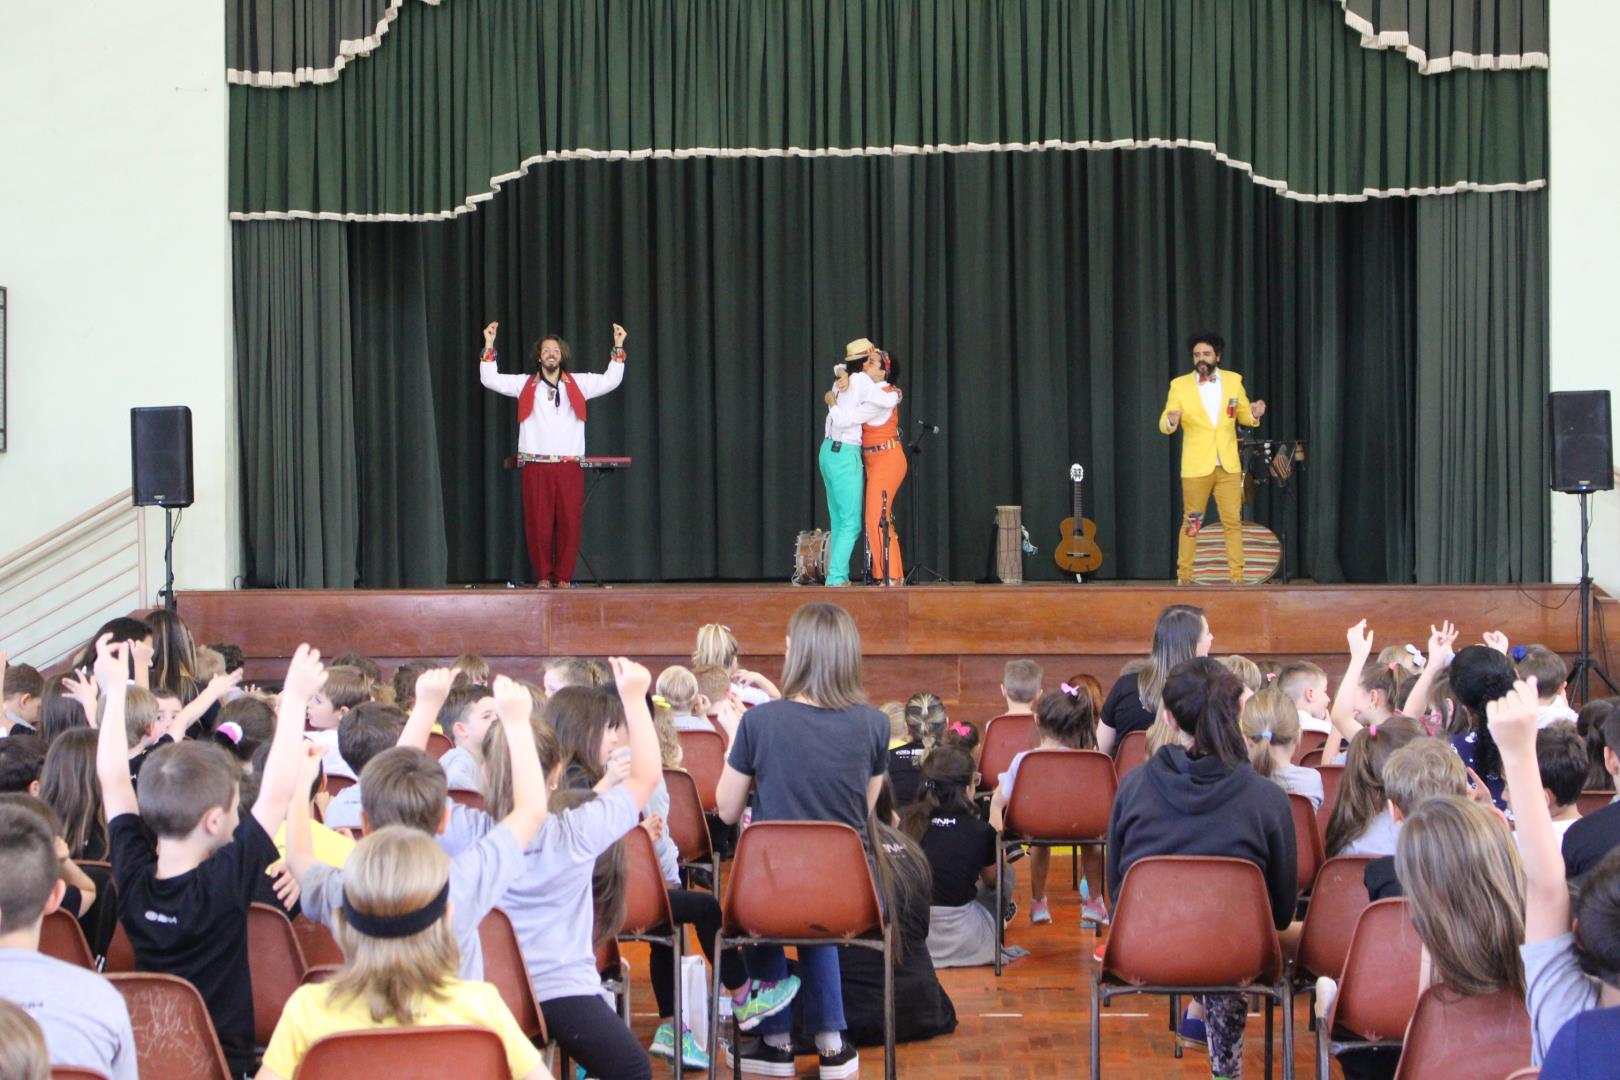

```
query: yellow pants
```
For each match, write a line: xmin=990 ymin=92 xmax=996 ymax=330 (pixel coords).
xmin=1178 ymin=467 xmax=1244 ymax=582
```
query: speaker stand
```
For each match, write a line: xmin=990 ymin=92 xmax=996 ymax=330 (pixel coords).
xmin=158 ymin=504 xmax=177 ymax=612
xmin=1570 ymin=490 xmax=1616 ymax=705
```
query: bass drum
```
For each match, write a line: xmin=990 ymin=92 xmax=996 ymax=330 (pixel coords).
xmin=1190 ymin=521 xmax=1282 ymax=584
xmin=792 ymin=530 xmax=830 ymax=585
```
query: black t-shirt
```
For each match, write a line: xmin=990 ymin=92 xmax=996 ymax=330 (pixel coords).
xmin=1101 ymin=672 xmax=1155 ymax=752
xmin=127 ymin=735 xmax=174 ymax=788
xmin=727 ymin=700 xmax=888 ymax=835
xmin=1364 ymin=855 xmax=1403 ymax=901
xmin=1563 ymin=801 xmax=1620 ymax=882
xmin=109 ymin=811 xmax=281 ymax=1076
xmin=888 ymin=741 xmax=926 ymax=806
xmin=918 ymin=810 xmax=998 ymax=907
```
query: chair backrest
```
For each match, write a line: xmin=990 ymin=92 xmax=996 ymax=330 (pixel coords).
xmin=676 ymin=729 xmax=727 ymax=811
xmin=1113 ymin=730 xmax=1149 ymax=781
xmin=1004 ymin=749 xmax=1116 ymax=840
xmin=292 ymin=916 xmax=346 ymax=967
xmin=620 ymin=826 xmax=677 ymax=936
xmin=425 ymin=731 xmax=454 ymax=759
xmin=294 ymin=1026 xmax=507 ymax=1078
xmin=476 ymin=909 xmax=545 ymax=1041
xmin=1293 ymin=729 xmax=1329 ymax=765
xmin=1328 ymin=898 xmax=1423 ymax=1041
xmin=324 ymin=774 xmax=356 ymax=798
xmin=103 ymin=922 xmax=135 ymax=973
xmin=40 ymin=909 xmax=95 ymax=969
xmin=723 ymin=821 xmax=883 ymax=941
xmin=1503 ymin=1069 xmax=1540 ymax=1080
xmin=299 ymin=964 xmax=342 ymax=986
xmin=248 ymin=902 xmax=308 ymax=1046
xmin=50 ymin=1067 xmax=109 ymax=1080
xmin=1392 ymin=986 xmax=1532 ymax=1080
xmin=1289 ymin=793 xmax=1326 ymax=893
xmin=1577 ymin=789 xmax=1613 ymax=817
xmin=980 ymin=714 xmax=1037 ymax=788
xmin=663 ymin=767 xmax=713 ymax=862
xmin=107 ymin=972 xmax=232 ymax=1080
xmin=447 ymin=787 xmax=486 ymax=812
xmin=1102 ymin=856 xmax=1283 ymax=987
xmin=1294 ymin=854 xmax=1374 ymax=980
xmin=1316 ymin=763 xmax=1346 ymax=833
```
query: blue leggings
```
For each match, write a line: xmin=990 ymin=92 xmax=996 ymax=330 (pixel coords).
xmin=819 ymin=439 xmax=864 ymax=584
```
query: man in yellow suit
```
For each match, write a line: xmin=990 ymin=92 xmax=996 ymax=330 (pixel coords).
xmin=1159 ymin=332 xmax=1266 ymax=584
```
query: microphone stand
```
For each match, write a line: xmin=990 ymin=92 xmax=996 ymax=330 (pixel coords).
xmin=903 ymin=421 xmax=947 ymax=584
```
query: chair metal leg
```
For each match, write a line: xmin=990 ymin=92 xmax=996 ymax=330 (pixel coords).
xmin=707 ymin=930 xmax=725 ymax=1080
xmin=1315 ymin=1014 xmax=1330 ymax=1080
xmin=1171 ymin=992 xmax=1182 ymax=1058
xmin=1282 ymin=976 xmax=1296 ymax=1080
xmin=1264 ymin=993 xmax=1275 ymax=1080
xmin=883 ymin=921 xmax=896 ymax=1080
xmin=1088 ymin=969 xmax=1103 ymax=1079
xmin=994 ymin=841 xmax=1006 ymax=977
xmin=671 ymin=929 xmax=684 ymax=1080
xmin=1072 ymin=845 xmax=1080 ymax=891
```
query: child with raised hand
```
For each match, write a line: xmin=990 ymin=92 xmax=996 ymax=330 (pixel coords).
xmin=97 ymin=636 xmax=326 ymax=1078
xmin=0 ymin=802 xmax=135 ymax=1079
xmin=258 ymin=826 xmax=551 ymax=1080
xmin=450 ymin=658 xmax=664 ymax=1080
xmin=1240 ymin=686 xmax=1325 ymax=808
xmin=989 ymin=685 xmax=1105 ymax=927
xmin=432 ymin=684 xmax=500 ymax=791
xmin=303 ymin=665 xmax=374 ymax=781
xmin=289 ymin=673 xmax=548 ymax=983
xmin=1492 ymin=676 xmax=1620 ymax=1068
xmin=1320 ymin=620 xmax=1414 ymax=764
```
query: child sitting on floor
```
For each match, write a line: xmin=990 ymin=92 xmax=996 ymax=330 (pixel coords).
xmin=901 ymin=746 xmax=1003 ymax=968
xmin=888 ymin=692 xmax=947 ymax=807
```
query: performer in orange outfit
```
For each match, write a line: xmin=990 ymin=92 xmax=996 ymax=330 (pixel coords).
xmin=858 ymin=345 xmax=906 ymax=585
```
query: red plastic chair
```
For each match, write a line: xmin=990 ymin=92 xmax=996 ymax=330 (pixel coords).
xmin=299 ymin=964 xmax=342 ymax=985
xmin=1293 ymin=730 xmax=1329 ymax=765
xmin=447 ymin=787 xmax=486 ymax=812
xmin=713 ymin=822 xmax=893 ymax=1079
xmin=1577 ymin=789 xmax=1614 ymax=816
xmin=248 ymin=902 xmax=308 ymax=1046
xmin=995 ymin=749 xmax=1116 ymax=974
xmin=293 ymin=1026 xmax=507 ymax=1078
xmin=663 ymin=767 xmax=718 ymax=885
xmin=1297 ymin=747 xmax=1326 ymax=768
xmin=292 ymin=916 xmax=346 ymax=967
xmin=1316 ymin=898 xmax=1422 ymax=1078
xmin=50 ymin=1068 xmax=109 ymax=1080
xmin=1391 ymin=985 xmax=1531 ymax=1080
xmin=1316 ymin=764 xmax=1346 ymax=834
xmin=323 ymin=774 xmax=356 ymax=799
xmin=1289 ymin=855 xmax=1374 ymax=981
xmin=676 ymin=729 xmax=727 ymax=811
xmin=1090 ymin=856 xmax=1293 ymax=1080
xmin=1290 ymin=793 xmax=1326 ymax=896
xmin=980 ymin=714 xmax=1037 ymax=790
xmin=107 ymin=972 xmax=232 ymax=1080
xmin=40 ymin=909 xmax=96 ymax=969
xmin=1113 ymin=729 xmax=1149 ymax=781
xmin=619 ymin=828 xmax=689 ymax=1077
xmin=102 ymin=922 xmax=135 ymax=974
xmin=476 ymin=909 xmax=547 ymax=1044
xmin=425 ymin=731 xmax=454 ymax=759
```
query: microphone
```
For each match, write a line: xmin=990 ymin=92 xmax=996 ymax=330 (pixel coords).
xmin=915 ymin=419 xmax=941 ymax=434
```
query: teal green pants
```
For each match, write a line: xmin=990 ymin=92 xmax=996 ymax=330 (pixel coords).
xmin=819 ymin=438 xmax=865 ymax=585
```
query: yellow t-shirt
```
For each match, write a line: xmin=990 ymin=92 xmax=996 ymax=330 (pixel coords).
xmin=261 ymin=978 xmax=544 ymax=1079
xmin=274 ymin=820 xmax=356 ymax=868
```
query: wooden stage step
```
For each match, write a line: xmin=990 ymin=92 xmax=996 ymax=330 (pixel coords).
xmin=177 ymin=582 xmax=1607 ymax=713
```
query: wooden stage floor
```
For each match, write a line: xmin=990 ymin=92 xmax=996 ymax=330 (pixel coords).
xmin=178 ymin=581 xmax=1611 ymax=713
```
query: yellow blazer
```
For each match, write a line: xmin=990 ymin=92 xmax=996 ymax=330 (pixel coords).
xmin=1158 ymin=369 xmax=1258 ymax=477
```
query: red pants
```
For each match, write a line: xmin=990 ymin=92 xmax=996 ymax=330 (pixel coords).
xmin=863 ymin=446 xmax=907 ymax=583
xmin=520 ymin=461 xmax=585 ymax=584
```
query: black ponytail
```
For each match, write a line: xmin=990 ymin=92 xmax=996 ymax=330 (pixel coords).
xmin=1161 ymin=658 xmax=1248 ymax=768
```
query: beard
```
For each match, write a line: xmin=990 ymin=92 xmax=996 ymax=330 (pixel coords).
xmin=1194 ymin=359 xmax=1218 ymax=377
xmin=540 ymin=358 xmax=562 ymax=376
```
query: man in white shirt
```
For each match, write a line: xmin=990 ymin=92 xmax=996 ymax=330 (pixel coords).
xmin=820 ymin=338 xmax=899 ymax=585
xmin=479 ymin=321 xmax=627 ymax=587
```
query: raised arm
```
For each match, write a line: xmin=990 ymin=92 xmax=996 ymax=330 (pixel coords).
xmin=284 ymin=743 xmax=327 ymax=883
xmin=1321 ymin=620 xmax=1374 ymax=762
xmin=827 ymin=373 xmax=894 ymax=428
xmin=93 ymin=638 xmax=139 ymax=820
xmin=1401 ymin=621 xmax=1457 ymax=721
xmin=252 ymin=645 xmax=327 ymax=835
xmin=397 ymin=667 xmax=456 ymax=751
xmin=477 ymin=321 xmax=530 ymax=397
xmin=1490 ymin=677 xmax=1571 ymax=943
xmin=574 ymin=323 xmax=629 ymax=399
xmin=172 ymin=669 xmax=244 ymax=737
xmin=612 ymin=658 xmax=660 ymax=809
xmin=491 ymin=675 xmax=548 ymax=847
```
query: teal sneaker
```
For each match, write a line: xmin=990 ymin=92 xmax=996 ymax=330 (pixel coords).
xmin=649 ymin=1022 xmax=711 ymax=1069
xmin=733 ymin=975 xmax=801 ymax=1032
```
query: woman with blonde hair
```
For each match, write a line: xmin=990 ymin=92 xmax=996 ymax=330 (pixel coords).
xmin=257 ymin=827 xmax=549 ymax=1080
xmin=693 ymin=623 xmax=779 ymax=704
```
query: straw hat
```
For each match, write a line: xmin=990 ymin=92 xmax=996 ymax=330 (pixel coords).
xmin=843 ymin=337 xmax=877 ymax=361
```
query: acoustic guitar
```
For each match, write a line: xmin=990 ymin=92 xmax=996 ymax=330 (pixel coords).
xmin=1054 ymin=463 xmax=1103 ymax=576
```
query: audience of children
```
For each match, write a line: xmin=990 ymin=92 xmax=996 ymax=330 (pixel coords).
xmin=1323 ymin=715 xmax=1423 ymax=857
xmin=304 ymin=664 xmax=374 ymax=780
xmin=1099 ymin=604 xmax=1211 ymax=755
xmin=693 ymin=622 xmax=780 ymax=706
xmin=1518 ymin=646 xmax=1579 ymax=727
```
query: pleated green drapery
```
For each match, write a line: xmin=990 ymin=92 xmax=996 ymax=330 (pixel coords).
xmin=230 ymin=221 xmax=360 ymax=587
xmin=227 ymin=0 xmax=1548 ymax=219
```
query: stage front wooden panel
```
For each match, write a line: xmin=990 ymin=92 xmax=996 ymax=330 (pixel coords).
xmin=177 ymin=582 xmax=1604 ymax=716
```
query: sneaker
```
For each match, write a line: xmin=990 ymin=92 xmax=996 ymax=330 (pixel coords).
xmin=649 ymin=1023 xmax=711 ymax=1070
xmin=818 ymin=1042 xmax=860 ymax=1079
xmin=1080 ymin=897 xmax=1110 ymax=926
xmin=733 ymin=976 xmax=801 ymax=1032
xmin=1002 ymin=900 xmax=1018 ymax=928
xmin=723 ymin=1038 xmax=796 ymax=1077
xmin=1178 ymin=1009 xmax=1209 ymax=1052
xmin=1030 ymin=898 xmax=1052 ymax=925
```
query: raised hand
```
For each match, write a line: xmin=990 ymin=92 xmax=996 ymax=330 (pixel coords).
xmin=491 ymin=674 xmax=532 ymax=725
xmin=1427 ymin=621 xmax=1459 ymax=666
xmin=281 ymin=644 xmax=328 ymax=704
xmin=93 ymin=635 xmax=129 ymax=694
xmin=293 ymin=741 xmax=325 ymax=792
xmin=612 ymin=323 xmax=628 ymax=348
xmin=414 ymin=667 xmax=457 ymax=714
xmin=609 ymin=656 xmax=651 ymax=700
xmin=64 ymin=667 xmax=99 ymax=715
xmin=640 ymin=813 xmax=666 ymax=843
xmin=206 ymin=669 xmax=244 ymax=701
xmin=483 ymin=321 xmax=499 ymax=349
xmin=130 ymin=636 xmax=154 ymax=677
xmin=1483 ymin=630 xmax=1511 ymax=655
xmin=1346 ymin=619 xmax=1374 ymax=659
xmin=1485 ymin=676 xmax=1540 ymax=757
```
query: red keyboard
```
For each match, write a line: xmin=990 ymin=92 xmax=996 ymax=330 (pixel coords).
xmin=582 ymin=457 xmax=632 ymax=469
xmin=505 ymin=454 xmax=633 ymax=470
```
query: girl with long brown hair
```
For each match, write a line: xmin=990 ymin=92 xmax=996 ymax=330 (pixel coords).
xmin=1323 ymin=716 xmax=1423 ymax=857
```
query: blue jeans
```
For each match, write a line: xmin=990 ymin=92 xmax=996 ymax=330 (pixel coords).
xmin=744 ymin=943 xmax=845 ymax=1035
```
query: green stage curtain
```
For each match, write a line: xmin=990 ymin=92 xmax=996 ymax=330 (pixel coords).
xmin=227 ymin=0 xmax=401 ymax=86
xmin=228 ymin=0 xmax=1548 ymax=219
xmin=1413 ymin=190 xmax=1549 ymax=582
xmin=231 ymin=221 xmax=361 ymax=587
xmin=315 ymin=148 xmax=1430 ymax=585
xmin=1340 ymin=0 xmax=1547 ymax=73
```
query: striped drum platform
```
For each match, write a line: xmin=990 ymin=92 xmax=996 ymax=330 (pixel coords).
xmin=1190 ymin=521 xmax=1282 ymax=584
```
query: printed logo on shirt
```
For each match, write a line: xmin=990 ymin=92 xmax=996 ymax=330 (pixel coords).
xmin=931 ymin=816 xmax=958 ymax=827
xmin=144 ymin=910 xmax=179 ymax=925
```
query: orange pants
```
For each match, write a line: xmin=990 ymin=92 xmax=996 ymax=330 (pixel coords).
xmin=863 ymin=446 xmax=907 ymax=583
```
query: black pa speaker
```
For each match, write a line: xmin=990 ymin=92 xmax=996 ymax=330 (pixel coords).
xmin=131 ymin=406 xmax=194 ymax=507
xmin=1548 ymin=391 xmax=1614 ymax=494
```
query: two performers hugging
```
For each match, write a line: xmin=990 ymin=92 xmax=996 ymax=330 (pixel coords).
xmin=820 ymin=338 xmax=906 ymax=586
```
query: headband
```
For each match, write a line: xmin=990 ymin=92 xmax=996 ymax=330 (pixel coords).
xmin=1405 ymin=643 xmax=1426 ymax=669
xmin=343 ymin=882 xmax=450 ymax=940
xmin=1060 ymin=682 xmax=1081 ymax=698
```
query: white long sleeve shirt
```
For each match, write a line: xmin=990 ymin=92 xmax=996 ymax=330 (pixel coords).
xmin=479 ymin=354 xmax=625 ymax=457
xmin=824 ymin=372 xmax=896 ymax=444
